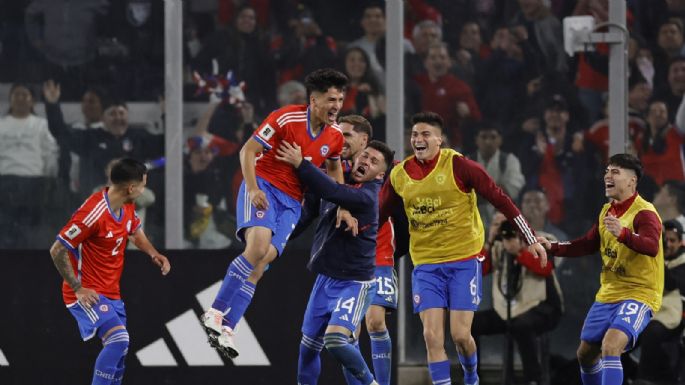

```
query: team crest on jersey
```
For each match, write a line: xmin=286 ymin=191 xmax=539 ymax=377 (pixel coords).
xmin=66 ymin=224 xmax=81 ymax=240
xmin=256 ymin=211 xmax=265 ymax=219
xmin=99 ymin=304 xmax=109 ymax=312
xmin=413 ymin=294 xmax=421 ymax=304
xmin=122 ymin=138 xmax=133 ymax=152
xmin=436 ymin=174 xmax=446 ymax=184
xmin=126 ymin=220 xmax=132 ymax=233
xmin=320 ymin=145 xmax=330 ymax=156
xmin=258 ymin=124 xmax=276 ymax=141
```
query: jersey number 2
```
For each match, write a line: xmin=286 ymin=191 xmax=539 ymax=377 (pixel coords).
xmin=112 ymin=237 xmax=124 ymax=256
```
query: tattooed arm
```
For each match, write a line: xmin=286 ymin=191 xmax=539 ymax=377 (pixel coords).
xmin=49 ymin=241 xmax=99 ymax=307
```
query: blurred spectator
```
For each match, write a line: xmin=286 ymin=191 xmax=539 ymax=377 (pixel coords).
xmin=653 ymin=19 xmax=685 ymax=93
xmin=24 ymin=0 xmax=108 ymax=99
xmin=510 ymin=0 xmax=567 ymax=74
xmin=636 ymin=100 xmax=685 ymax=184
xmin=271 ymin=6 xmax=338 ymax=85
xmin=95 ymin=0 xmax=165 ymax=101
xmin=0 ymin=83 xmax=59 ymax=248
xmin=476 ymin=26 xmax=529 ymax=128
xmin=184 ymin=133 xmax=238 ymax=248
xmin=413 ymin=42 xmax=481 ymax=149
xmin=407 ymin=19 xmax=443 ymax=77
xmin=653 ymin=56 xmax=685 ymax=122
xmin=468 ymin=122 xmax=525 ymax=226
xmin=43 ymin=80 xmax=106 ymax=193
xmin=653 ymin=180 xmax=685 ymax=229
xmin=194 ymin=4 xmax=276 ymax=114
xmin=634 ymin=219 xmax=685 ymax=385
xmin=277 ymin=80 xmax=307 ymax=107
xmin=340 ymin=47 xmax=385 ymax=136
xmin=454 ymin=21 xmax=490 ymax=88
xmin=404 ymin=0 xmax=443 ymax=42
xmin=349 ymin=3 xmax=386 ymax=87
xmin=583 ymin=74 xmax=650 ymax=164
xmin=474 ymin=218 xmax=563 ymax=385
xmin=43 ymin=84 xmax=163 ymax=201
xmin=518 ymin=94 xmax=595 ymax=233
xmin=520 ymin=188 xmax=568 ymax=242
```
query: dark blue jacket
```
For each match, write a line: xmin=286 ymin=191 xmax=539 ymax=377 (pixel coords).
xmin=294 ymin=160 xmax=380 ymax=281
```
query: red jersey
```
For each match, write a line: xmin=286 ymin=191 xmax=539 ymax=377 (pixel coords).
xmin=57 ymin=188 xmax=141 ymax=304
xmin=253 ymin=105 xmax=344 ymax=201
xmin=376 ymin=219 xmax=395 ymax=267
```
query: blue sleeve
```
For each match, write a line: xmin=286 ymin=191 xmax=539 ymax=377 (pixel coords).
xmin=296 ymin=161 xmax=376 ymax=210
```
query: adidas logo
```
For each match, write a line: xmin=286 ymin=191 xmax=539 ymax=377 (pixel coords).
xmin=106 ymin=231 xmax=113 ymax=238
xmin=623 ymin=317 xmax=631 ymax=323
xmin=135 ymin=281 xmax=270 ymax=367
xmin=339 ymin=314 xmax=349 ymax=321
xmin=0 ymin=348 xmax=8 ymax=366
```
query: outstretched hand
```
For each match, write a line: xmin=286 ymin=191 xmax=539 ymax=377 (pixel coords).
xmin=42 ymin=80 xmax=61 ymax=103
xmin=275 ymin=141 xmax=303 ymax=167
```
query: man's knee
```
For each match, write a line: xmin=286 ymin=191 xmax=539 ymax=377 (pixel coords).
xmin=366 ymin=315 xmax=387 ymax=333
xmin=577 ymin=342 xmax=600 ymax=365
xmin=601 ymin=330 xmax=629 ymax=356
xmin=450 ymin=330 xmax=472 ymax=348
xmin=423 ymin=327 xmax=444 ymax=349
xmin=104 ymin=328 xmax=130 ymax=356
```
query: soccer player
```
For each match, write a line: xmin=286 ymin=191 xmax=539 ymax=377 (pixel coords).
xmin=276 ymin=139 xmax=394 ymax=385
xmin=538 ymin=154 xmax=663 ymax=385
xmin=49 ymin=158 xmax=170 ymax=385
xmin=339 ymin=114 xmax=396 ymax=385
xmin=379 ymin=111 xmax=546 ymax=385
xmin=201 ymin=68 xmax=348 ymax=358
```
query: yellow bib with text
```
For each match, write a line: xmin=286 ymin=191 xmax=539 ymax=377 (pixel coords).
xmin=597 ymin=195 xmax=663 ymax=311
xmin=390 ymin=149 xmax=484 ymax=266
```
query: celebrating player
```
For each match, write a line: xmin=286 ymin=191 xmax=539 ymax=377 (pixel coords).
xmin=379 ymin=111 xmax=546 ymax=385
xmin=201 ymin=68 xmax=348 ymax=358
xmin=339 ymin=114 xmax=396 ymax=385
xmin=49 ymin=158 xmax=170 ymax=385
xmin=276 ymin=139 xmax=394 ymax=385
xmin=538 ymin=153 xmax=663 ymax=385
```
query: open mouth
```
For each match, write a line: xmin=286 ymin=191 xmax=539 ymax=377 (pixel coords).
xmin=355 ymin=166 xmax=366 ymax=176
xmin=414 ymin=144 xmax=427 ymax=154
xmin=327 ymin=110 xmax=338 ymax=122
xmin=605 ymin=182 xmax=615 ymax=190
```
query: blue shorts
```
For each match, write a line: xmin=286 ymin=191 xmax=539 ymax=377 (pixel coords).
xmin=371 ymin=266 xmax=398 ymax=310
xmin=301 ymin=275 xmax=376 ymax=336
xmin=411 ymin=258 xmax=482 ymax=314
xmin=67 ymin=295 xmax=126 ymax=341
xmin=580 ymin=300 xmax=653 ymax=350
xmin=236 ymin=177 xmax=301 ymax=256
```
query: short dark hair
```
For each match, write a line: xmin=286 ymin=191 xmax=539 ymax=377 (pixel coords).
xmin=608 ymin=153 xmax=643 ymax=181
xmin=110 ymin=158 xmax=147 ymax=185
xmin=304 ymin=68 xmax=348 ymax=98
xmin=499 ymin=220 xmax=519 ymax=239
xmin=664 ymin=219 xmax=684 ymax=240
xmin=411 ymin=111 xmax=444 ymax=132
xmin=476 ymin=120 xmax=502 ymax=135
xmin=102 ymin=98 xmax=128 ymax=112
xmin=366 ymin=140 xmax=395 ymax=172
xmin=339 ymin=114 xmax=373 ymax=138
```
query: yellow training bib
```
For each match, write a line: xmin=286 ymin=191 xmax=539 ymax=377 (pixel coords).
xmin=390 ymin=149 xmax=484 ymax=265
xmin=597 ymin=195 xmax=663 ymax=311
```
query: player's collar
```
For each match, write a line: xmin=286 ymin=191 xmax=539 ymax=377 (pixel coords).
xmin=306 ymin=107 xmax=324 ymax=140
